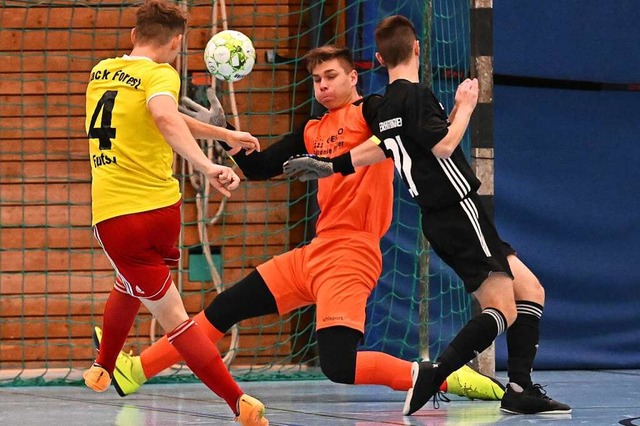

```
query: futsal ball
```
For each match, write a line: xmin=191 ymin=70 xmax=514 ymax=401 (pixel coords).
xmin=204 ymin=30 xmax=256 ymax=82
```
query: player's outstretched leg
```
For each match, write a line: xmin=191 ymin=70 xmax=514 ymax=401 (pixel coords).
xmin=403 ymin=361 xmax=445 ymax=415
xmin=236 ymin=394 xmax=269 ymax=426
xmin=92 ymin=326 xmax=147 ymax=396
xmin=500 ymin=383 xmax=571 ymax=414
xmin=445 ymin=364 xmax=505 ymax=401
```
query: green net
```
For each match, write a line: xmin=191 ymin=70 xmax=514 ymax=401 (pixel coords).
xmin=0 ymin=0 xmax=472 ymax=386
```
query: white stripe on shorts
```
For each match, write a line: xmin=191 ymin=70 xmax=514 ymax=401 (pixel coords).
xmin=460 ymin=198 xmax=492 ymax=257
xmin=94 ymin=226 xmax=135 ymax=295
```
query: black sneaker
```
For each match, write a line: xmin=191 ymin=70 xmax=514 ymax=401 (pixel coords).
xmin=403 ymin=361 xmax=445 ymax=415
xmin=500 ymin=383 xmax=572 ymax=414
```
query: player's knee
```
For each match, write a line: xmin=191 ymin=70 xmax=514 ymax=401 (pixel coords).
xmin=515 ymin=276 xmax=546 ymax=306
xmin=528 ymin=278 xmax=545 ymax=304
xmin=319 ymin=355 xmax=356 ymax=384
xmin=316 ymin=326 xmax=361 ymax=384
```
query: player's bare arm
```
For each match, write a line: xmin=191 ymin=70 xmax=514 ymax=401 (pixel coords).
xmin=348 ymin=136 xmax=387 ymax=167
xmin=430 ymin=78 xmax=478 ymax=158
xmin=181 ymin=112 xmax=260 ymax=154
xmin=149 ymin=94 xmax=240 ymax=197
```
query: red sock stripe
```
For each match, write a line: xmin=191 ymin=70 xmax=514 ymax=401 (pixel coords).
xmin=167 ymin=319 xmax=196 ymax=344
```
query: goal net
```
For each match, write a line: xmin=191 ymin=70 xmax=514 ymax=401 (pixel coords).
xmin=0 ymin=0 xmax=472 ymax=385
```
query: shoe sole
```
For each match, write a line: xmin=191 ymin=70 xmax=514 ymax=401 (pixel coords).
xmin=500 ymin=407 xmax=573 ymax=415
xmin=112 ymin=367 xmax=135 ymax=397
xmin=402 ymin=362 xmax=420 ymax=416
xmin=91 ymin=326 xmax=129 ymax=398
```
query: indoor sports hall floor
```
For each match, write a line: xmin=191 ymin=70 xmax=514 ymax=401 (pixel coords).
xmin=1 ymin=370 xmax=639 ymax=425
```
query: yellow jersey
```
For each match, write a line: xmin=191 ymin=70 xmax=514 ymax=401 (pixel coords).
xmin=85 ymin=55 xmax=182 ymax=225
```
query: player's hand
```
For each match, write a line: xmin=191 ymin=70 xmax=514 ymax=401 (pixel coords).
xmin=204 ymin=164 xmax=240 ymax=197
xmin=283 ymin=154 xmax=335 ymax=182
xmin=226 ymin=130 xmax=260 ymax=154
xmin=454 ymin=78 xmax=479 ymax=110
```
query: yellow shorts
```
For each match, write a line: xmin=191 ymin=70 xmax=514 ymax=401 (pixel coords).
xmin=257 ymin=230 xmax=382 ymax=333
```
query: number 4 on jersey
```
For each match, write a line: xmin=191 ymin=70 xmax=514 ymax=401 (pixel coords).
xmin=88 ymin=90 xmax=118 ymax=150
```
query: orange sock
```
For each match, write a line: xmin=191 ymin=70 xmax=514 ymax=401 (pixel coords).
xmin=167 ymin=319 xmax=242 ymax=412
xmin=354 ymin=352 xmax=448 ymax=392
xmin=354 ymin=351 xmax=413 ymax=390
xmin=141 ymin=310 xmax=225 ymax=379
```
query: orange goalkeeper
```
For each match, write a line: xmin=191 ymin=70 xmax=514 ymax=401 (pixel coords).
xmin=93 ymin=44 xmax=505 ymax=415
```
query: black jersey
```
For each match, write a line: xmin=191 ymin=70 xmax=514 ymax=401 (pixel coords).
xmin=363 ymin=79 xmax=481 ymax=211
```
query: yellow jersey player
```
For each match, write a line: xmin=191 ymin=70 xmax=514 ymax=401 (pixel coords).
xmin=83 ymin=1 xmax=267 ymax=424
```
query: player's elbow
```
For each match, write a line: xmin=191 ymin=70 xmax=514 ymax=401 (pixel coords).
xmin=431 ymin=143 xmax=455 ymax=159
xmin=153 ymin=110 xmax=180 ymax=134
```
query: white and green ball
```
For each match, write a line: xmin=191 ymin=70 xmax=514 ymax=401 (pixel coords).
xmin=204 ymin=30 xmax=256 ymax=82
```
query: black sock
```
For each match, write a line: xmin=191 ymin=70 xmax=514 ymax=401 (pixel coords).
xmin=507 ymin=300 xmax=543 ymax=388
xmin=435 ymin=308 xmax=507 ymax=383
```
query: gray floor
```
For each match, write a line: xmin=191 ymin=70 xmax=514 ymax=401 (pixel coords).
xmin=1 ymin=370 xmax=639 ymax=425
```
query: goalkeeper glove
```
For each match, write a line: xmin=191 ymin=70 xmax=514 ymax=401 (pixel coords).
xmin=282 ymin=152 xmax=355 ymax=182
xmin=179 ymin=88 xmax=233 ymax=150
xmin=179 ymin=87 xmax=226 ymax=127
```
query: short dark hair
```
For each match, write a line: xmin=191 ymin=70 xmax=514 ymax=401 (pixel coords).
xmin=303 ymin=45 xmax=355 ymax=74
xmin=135 ymin=0 xmax=187 ymax=45
xmin=375 ymin=15 xmax=417 ymax=67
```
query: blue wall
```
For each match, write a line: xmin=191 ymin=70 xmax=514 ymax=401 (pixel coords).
xmin=494 ymin=1 xmax=640 ymax=82
xmin=493 ymin=2 xmax=640 ymax=369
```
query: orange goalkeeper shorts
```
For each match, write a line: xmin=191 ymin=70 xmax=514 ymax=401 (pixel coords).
xmin=256 ymin=230 xmax=382 ymax=333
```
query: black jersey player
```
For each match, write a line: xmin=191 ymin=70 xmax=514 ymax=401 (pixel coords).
xmin=283 ymin=15 xmax=571 ymax=417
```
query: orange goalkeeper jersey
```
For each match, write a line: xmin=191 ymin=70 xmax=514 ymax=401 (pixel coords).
xmin=304 ymin=99 xmax=394 ymax=239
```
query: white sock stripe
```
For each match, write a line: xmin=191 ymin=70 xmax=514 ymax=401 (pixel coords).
xmin=168 ymin=319 xmax=196 ymax=343
xmin=517 ymin=304 xmax=543 ymax=318
xmin=460 ymin=198 xmax=492 ymax=257
xmin=483 ymin=308 xmax=506 ymax=335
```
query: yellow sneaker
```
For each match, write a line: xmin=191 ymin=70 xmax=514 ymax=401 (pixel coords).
xmin=446 ymin=364 xmax=505 ymax=401
xmin=83 ymin=363 xmax=111 ymax=392
xmin=92 ymin=326 xmax=147 ymax=397
xmin=235 ymin=394 xmax=269 ymax=426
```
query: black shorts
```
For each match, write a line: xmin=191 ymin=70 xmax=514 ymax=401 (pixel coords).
xmin=421 ymin=193 xmax=515 ymax=293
